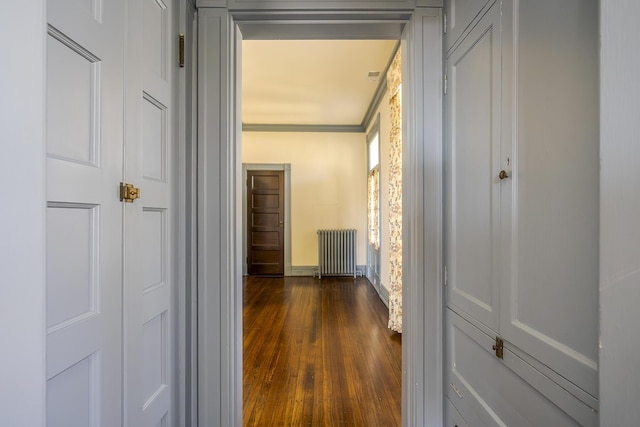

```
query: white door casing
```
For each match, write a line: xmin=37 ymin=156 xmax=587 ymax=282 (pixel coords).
xmin=46 ymin=1 xmax=124 ymax=424
xmin=198 ymin=6 xmax=444 ymax=426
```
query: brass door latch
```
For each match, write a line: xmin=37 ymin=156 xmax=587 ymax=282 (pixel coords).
xmin=493 ymin=336 xmax=504 ymax=359
xmin=120 ymin=182 xmax=140 ymax=203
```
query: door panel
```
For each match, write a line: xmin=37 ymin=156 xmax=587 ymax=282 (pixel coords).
xmin=444 ymin=0 xmax=494 ymax=52
xmin=46 ymin=0 xmax=124 ymax=424
xmin=445 ymin=397 xmax=470 ymax=427
xmin=124 ymin=0 xmax=174 ymax=424
xmin=446 ymin=309 xmax=592 ymax=427
xmin=499 ymin=0 xmax=599 ymax=397
xmin=142 ymin=93 xmax=168 ymax=181
xmin=46 ymin=204 xmax=97 ymax=327
xmin=140 ymin=0 xmax=173 ymax=424
xmin=46 ymin=354 xmax=97 ymax=426
xmin=446 ymin=3 xmax=501 ymax=332
xmin=247 ymin=170 xmax=285 ymax=275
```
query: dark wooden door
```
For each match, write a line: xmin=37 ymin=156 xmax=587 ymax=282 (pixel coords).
xmin=247 ymin=170 xmax=284 ymax=275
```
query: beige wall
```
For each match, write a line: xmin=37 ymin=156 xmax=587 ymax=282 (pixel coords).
xmin=242 ymin=132 xmax=367 ymax=266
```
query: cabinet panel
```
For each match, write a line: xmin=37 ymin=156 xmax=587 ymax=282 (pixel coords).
xmin=446 ymin=309 xmax=596 ymax=427
xmin=500 ymin=0 xmax=599 ymax=397
xmin=445 ymin=397 xmax=470 ymax=427
xmin=446 ymin=2 xmax=501 ymax=332
xmin=444 ymin=0 xmax=494 ymax=52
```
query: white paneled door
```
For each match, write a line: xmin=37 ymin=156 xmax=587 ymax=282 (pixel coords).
xmin=124 ymin=0 xmax=175 ymax=425
xmin=46 ymin=0 xmax=175 ymax=425
xmin=46 ymin=0 xmax=125 ymax=425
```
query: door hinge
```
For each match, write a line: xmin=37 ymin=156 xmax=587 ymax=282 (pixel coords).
xmin=178 ymin=33 xmax=185 ymax=68
xmin=492 ymin=336 xmax=504 ymax=359
xmin=444 ymin=73 xmax=448 ymax=95
xmin=119 ymin=182 xmax=140 ymax=203
xmin=444 ymin=265 xmax=448 ymax=287
xmin=443 ymin=13 xmax=447 ymax=34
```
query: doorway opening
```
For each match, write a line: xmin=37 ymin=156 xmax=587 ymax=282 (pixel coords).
xmin=196 ymin=9 xmax=444 ymax=426
xmin=240 ymin=37 xmax=403 ymax=424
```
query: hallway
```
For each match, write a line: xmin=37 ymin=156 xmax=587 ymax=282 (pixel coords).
xmin=243 ymin=276 xmax=402 ymax=426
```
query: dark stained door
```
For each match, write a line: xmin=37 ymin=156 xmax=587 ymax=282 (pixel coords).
xmin=247 ymin=170 xmax=284 ymax=275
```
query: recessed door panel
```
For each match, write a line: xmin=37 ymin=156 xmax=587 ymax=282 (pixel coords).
xmin=143 ymin=313 xmax=166 ymax=404
xmin=252 ymin=193 xmax=280 ymax=209
xmin=252 ymin=212 xmax=279 ymax=228
xmin=143 ymin=93 xmax=167 ymax=181
xmin=46 ymin=204 xmax=98 ymax=328
xmin=47 ymin=354 xmax=97 ymax=427
xmin=252 ymin=175 xmax=279 ymax=190
xmin=143 ymin=0 xmax=168 ymax=82
xmin=252 ymin=231 xmax=280 ymax=246
xmin=446 ymin=4 xmax=501 ymax=331
xmin=46 ymin=32 xmax=99 ymax=165
xmin=143 ymin=209 xmax=166 ymax=290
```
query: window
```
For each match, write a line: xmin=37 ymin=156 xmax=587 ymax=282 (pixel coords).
xmin=367 ymin=120 xmax=380 ymax=250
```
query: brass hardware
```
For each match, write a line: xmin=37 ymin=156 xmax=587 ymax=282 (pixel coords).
xmin=178 ymin=34 xmax=185 ymax=68
xmin=498 ymin=170 xmax=509 ymax=180
xmin=119 ymin=182 xmax=140 ymax=203
xmin=492 ymin=336 xmax=504 ymax=359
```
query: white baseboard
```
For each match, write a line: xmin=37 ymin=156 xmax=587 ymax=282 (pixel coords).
xmin=290 ymin=266 xmax=316 ymax=276
xmin=378 ymin=284 xmax=390 ymax=308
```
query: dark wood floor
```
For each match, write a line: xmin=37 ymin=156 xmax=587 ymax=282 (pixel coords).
xmin=243 ymin=275 xmax=402 ymax=426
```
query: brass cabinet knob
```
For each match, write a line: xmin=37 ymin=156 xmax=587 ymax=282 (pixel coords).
xmin=498 ymin=170 xmax=509 ymax=180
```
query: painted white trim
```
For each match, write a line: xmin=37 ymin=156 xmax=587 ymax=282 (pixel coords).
xmin=176 ymin=1 xmax=198 ymax=426
xmin=290 ymin=266 xmax=318 ymax=276
xmin=378 ymin=282 xmax=391 ymax=307
xmin=0 ymin=2 xmax=46 ymax=426
xmin=242 ymin=163 xmax=292 ymax=276
xmin=242 ymin=123 xmax=363 ymax=133
xmin=401 ymin=9 xmax=444 ymax=427
xmin=600 ymin=0 xmax=640 ymax=425
xmin=234 ymin=11 xmax=411 ymax=40
xmin=198 ymin=6 xmax=443 ymax=427
xmin=227 ymin=0 xmax=417 ymax=10
xmin=198 ymin=9 xmax=243 ymax=425
xmin=361 ymin=41 xmax=400 ymax=129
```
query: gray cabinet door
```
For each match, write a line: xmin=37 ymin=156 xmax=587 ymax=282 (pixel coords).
xmin=445 ymin=2 xmax=502 ymax=333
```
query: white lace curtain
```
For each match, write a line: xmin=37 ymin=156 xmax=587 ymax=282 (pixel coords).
xmin=387 ymin=50 xmax=403 ymax=333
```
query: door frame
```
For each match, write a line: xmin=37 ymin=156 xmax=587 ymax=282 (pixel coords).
xmin=366 ymin=114 xmax=382 ymax=293
xmin=197 ymin=5 xmax=443 ymax=426
xmin=242 ymin=164 xmax=292 ymax=276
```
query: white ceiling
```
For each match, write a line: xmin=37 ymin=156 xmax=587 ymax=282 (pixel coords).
xmin=242 ymin=40 xmax=398 ymax=126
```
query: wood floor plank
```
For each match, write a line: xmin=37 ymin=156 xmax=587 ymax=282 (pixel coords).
xmin=243 ymin=276 xmax=402 ymax=426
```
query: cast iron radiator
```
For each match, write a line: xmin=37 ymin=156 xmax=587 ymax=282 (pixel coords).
xmin=317 ymin=229 xmax=357 ymax=278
